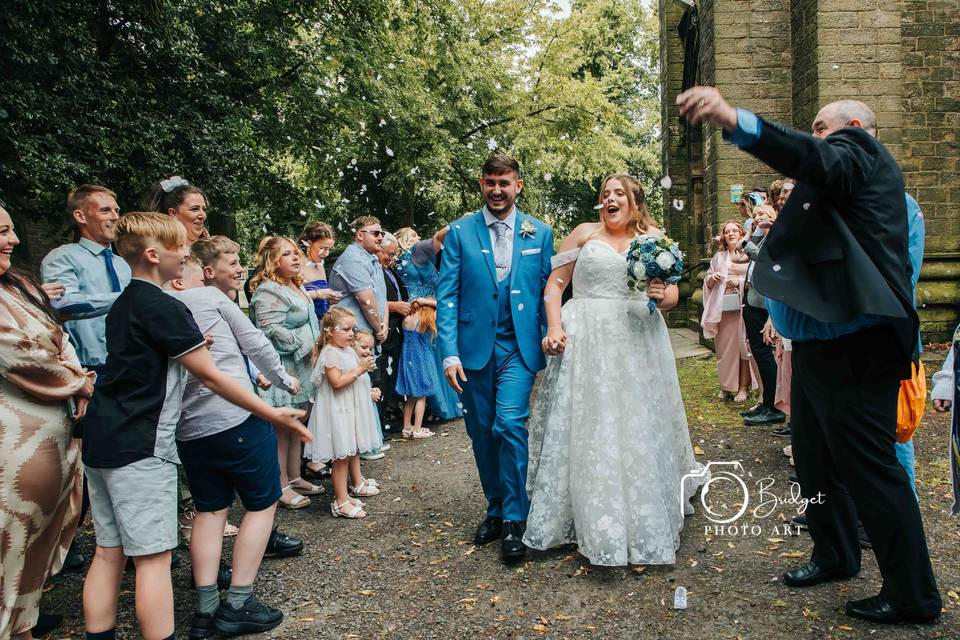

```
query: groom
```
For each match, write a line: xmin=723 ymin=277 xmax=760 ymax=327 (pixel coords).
xmin=437 ymin=154 xmax=554 ymax=564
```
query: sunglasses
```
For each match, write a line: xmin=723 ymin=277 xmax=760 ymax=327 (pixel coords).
xmin=360 ymin=229 xmax=385 ymax=238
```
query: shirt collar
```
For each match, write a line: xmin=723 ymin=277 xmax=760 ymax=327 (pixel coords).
xmin=482 ymin=206 xmax=517 ymax=230
xmin=351 ymin=241 xmax=380 ymax=262
xmin=79 ymin=236 xmax=111 ymax=256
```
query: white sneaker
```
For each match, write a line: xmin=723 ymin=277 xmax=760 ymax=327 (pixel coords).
xmin=360 ymin=451 xmax=385 ymax=461
xmin=380 ymin=443 xmax=391 ymax=452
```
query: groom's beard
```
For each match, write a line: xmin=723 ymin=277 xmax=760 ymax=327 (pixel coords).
xmin=486 ymin=198 xmax=514 ymax=217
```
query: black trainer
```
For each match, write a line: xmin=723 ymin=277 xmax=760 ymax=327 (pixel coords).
xmin=214 ymin=594 xmax=283 ymax=636
xmin=265 ymin=528 xmax=303 ymax=557
xmin=740 ymin=403 xmax=763 ymax=418
xmin=744 ymin=405 xmax=786 ymax=426
xmin=189 ymin=611 xmax=217 ymax=639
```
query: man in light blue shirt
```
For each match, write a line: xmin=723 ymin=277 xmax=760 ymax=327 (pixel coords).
xmin=328 ymin=216 xmax=388 ymax=341
xmin=41 ymin=184 xmax=131 ymax=370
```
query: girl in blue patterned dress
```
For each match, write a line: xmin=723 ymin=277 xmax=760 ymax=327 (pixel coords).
xmin=394 ymin=299 xmax=439 ymax=438
xmin=394 ymin=227 xmax=462 ymax=422
xmin=299 ymin=222 xmax=343 ymax=320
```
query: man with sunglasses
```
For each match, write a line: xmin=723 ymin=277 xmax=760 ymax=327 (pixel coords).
xmin=328 ymin=216 xmax=389 ymax=343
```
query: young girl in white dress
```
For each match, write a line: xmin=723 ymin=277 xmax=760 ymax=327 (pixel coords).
xmin=306 ymin=307 xmax=383 ymax=519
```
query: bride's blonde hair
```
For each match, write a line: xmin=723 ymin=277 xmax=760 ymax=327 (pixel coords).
xmin=596 ymin=174 xmax=657 ymax=235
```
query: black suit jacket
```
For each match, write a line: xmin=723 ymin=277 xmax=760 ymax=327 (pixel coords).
xmin=382 ymin=266 xmax=407 ymax=353
xmin=746 ymin=121 xmax=918 ymax=365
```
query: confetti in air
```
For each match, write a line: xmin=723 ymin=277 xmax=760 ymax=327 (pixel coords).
xmin=385 ymin=147 xmax=394 ymax=157
xmin=660 ymin=175 xmax=673 ymax=190
xmin=672 ymin=198 xmax=685 ymax=211
xmin=593 ymin=203 xmax=604 ymax=210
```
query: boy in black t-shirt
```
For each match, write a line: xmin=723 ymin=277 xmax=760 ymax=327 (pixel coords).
xmin=81 ymin=213 xmax=310 ymax=640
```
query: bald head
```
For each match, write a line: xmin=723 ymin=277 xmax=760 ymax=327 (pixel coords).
xmin=812 ymin=100 xmax=877 ymax=139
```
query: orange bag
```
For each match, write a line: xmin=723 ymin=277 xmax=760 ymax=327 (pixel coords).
xmin=896 ymin=360 xmax=926 ymax=443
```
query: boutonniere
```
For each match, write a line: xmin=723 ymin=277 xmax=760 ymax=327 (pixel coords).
xmin=520 ymin=220 xmax=536 ymax=239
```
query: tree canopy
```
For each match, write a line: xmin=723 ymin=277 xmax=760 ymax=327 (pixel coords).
xmin=1 ymin=0 xmax=660 ymax=265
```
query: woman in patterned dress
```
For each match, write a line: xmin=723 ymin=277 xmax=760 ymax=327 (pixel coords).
xmin=249 ymin=237 xmax=322 ymax=509
xmin=0 ymin=205 xmax=94 ymax=639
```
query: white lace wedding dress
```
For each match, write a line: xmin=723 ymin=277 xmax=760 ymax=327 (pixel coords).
xmin=523 ymin=239 xmax=706 ymax=566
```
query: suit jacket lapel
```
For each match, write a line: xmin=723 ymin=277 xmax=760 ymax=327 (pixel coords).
xmin=473 ymin=211 xmax=498 ymax=285
xmin=509 ymin=210 xmax=525 ymax=289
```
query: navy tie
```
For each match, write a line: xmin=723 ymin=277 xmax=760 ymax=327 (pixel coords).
xmin=103 ymin=247 xmax=122 ymax=293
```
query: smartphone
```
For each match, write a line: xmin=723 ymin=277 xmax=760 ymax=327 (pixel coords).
xmin=67 ymin=396 xmax=78 ymax=420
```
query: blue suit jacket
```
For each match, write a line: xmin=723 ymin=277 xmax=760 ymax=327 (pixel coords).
xmin=437 ymin=209 xmax=554 ymax=372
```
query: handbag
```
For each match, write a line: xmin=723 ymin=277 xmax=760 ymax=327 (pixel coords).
xmin=896 ymin=360 xmax=926 ymax=443
xmin=721 ymin=293 xmax=741 ymax=312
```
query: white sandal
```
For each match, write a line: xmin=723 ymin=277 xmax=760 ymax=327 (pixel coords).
xmin=289 ymin=477 xmax=325 ymax=496
xmin=279 ymin=484 xmax=312 ymax=510
xmin=412 ymin=428 xmax=434 ymax=439
xmin=350 ymin=479 xmax=381 ymax=497
xmin=331 ymin=499 xmax=366 ymax=518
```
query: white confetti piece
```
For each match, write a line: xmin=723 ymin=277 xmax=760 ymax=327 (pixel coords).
xmin=511 ymin=290 xmax=521 ymax=294
xmin=660 ymin=175 xmax=673 ymax=190
xmin=672 ymin=198 xmax=685 ymax=211
xmin=481 ymin=249 xmax=490 ymax=253
xmin=773 ymin=264 xmax=782 ymax=272
xmin=593 ymin=203 xmax=604 ymax=210
xmin=517 ymin=303 xmax=524 ymax=311
xmin=802 ymin=202 xmax=810 ymax=210
xmin=379 ymin=119 xmax=387 ymax=127
xmin=385 ymin=147 xmax=394 ymax=157
xmin=486 ymin=138 xmax=498 ymax=150
xmin=447 ymin=302 xmax=454 ymax=308
xmin=543 ymin=173 xmax=553 ymax=182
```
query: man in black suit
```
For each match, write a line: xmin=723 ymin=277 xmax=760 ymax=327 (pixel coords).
xmin=378 ymin=232 xmax=409 ymax=433
xmin=677 ymin=87 xmax=941 ymax=624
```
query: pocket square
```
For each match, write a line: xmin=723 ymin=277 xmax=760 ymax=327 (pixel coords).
xmin=521 ymin=248 xmax=541 ymax=255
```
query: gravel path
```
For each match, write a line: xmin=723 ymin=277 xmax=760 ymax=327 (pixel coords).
xmin=47 ymin=350 xmax=959 ymax=639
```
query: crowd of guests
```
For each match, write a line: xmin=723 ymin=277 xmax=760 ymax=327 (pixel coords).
xmin=0 ymin=178 xmax=459 ymax=640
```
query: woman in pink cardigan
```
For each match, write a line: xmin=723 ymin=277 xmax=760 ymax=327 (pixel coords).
xmin=701 ymin=221 xmax=754 ymax=402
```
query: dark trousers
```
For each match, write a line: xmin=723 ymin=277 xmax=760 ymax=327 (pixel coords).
xmin=743 ymin=302 xmax=778 ymax=408
xmin=378 ymin=335 xmax=404 ymax=426
xmin=791 ymin=324 xmax=940 ymax=616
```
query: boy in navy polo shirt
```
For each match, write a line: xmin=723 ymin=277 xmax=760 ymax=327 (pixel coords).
xmin=81 ymin=213 xmax=310 ymax=640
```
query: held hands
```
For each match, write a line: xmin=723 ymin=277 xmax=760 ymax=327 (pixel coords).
xmin=933 ymin=399 xmax=953 ymax=413
xmin=444 ymin=364 xmax=467 ymax=394
xmin=371 ymin=387 xmax=382 ymax=402
xmin=270 ymin=407 xmax=311 ymax=442
xmin=255 ymin=373 xmax=272 ymax=390
xmin=761 ymin=319 xmax=779 ymax=345
xmin=676 ymin=86 xmax=738 ymax=131
xmin=42 ymin=281 xmax=66 ymax=300
xmin=542 ymin=327 xmax=567 ymax=356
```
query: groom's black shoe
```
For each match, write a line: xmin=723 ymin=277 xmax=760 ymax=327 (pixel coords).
xmin=845 ymin=595 xmax=940 ymax=625
xmin=474 ymin=516 xmax=503 ymax=545
xmin=783 ymin=562 xmax=858 ymax=587
xmin=500 ymin=521 xmax=527 ymax=564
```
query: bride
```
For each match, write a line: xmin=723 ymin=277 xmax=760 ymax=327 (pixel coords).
xmin=523 ymin=174 xmax=705 ymax=566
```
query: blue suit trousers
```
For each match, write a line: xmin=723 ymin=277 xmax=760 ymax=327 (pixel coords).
xmin=460 ymin=338 xmax=536 ymax=522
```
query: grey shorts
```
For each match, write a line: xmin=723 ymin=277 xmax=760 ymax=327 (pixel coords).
xmin=85 ymin=456 xmax=179 ymax=556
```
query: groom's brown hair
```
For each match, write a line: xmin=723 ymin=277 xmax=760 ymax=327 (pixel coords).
xmin=482 ymin=154 xmax=520 ymax=178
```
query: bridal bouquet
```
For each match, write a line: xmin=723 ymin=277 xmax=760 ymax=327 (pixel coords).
xmin=626 ymin=233 xmax=685 ymax=314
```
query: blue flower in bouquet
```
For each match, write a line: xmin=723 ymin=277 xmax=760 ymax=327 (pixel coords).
xmin=625 ymin=233 xmax=685 ymax=314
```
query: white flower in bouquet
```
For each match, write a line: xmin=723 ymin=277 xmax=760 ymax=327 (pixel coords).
xmin=656 ymin=252 xmax=677 ymax=270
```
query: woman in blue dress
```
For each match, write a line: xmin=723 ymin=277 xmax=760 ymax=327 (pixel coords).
xmin=394 ymin=226 xmax=462 ymax=421
xmin=299 ymin=222 xmax=343 ymax=319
